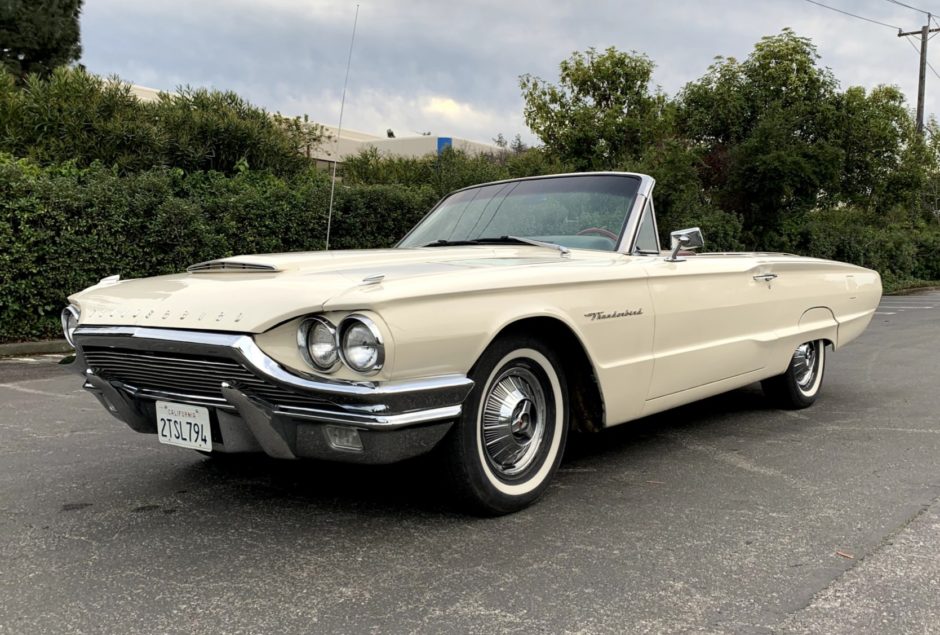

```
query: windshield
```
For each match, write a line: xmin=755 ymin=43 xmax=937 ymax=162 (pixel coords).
xmin=398 ymin=174 xmax=642 ymax=252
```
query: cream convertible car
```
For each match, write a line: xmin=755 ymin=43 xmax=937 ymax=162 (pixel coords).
xmin=63 ymin=173 xmax=881 ymax=514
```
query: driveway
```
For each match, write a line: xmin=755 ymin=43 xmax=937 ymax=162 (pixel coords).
xmin=1 ymin=292 xmax=938 ymax=634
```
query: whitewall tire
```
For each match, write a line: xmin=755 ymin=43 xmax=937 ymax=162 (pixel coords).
xmin=762 ymin=339 xmax=826 ymax=409
xmin=441 ymin=335 xmax=568 ymax=515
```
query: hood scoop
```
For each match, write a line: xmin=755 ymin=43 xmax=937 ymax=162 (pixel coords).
xmin=187 ymin=259 xmax=280 ymax=273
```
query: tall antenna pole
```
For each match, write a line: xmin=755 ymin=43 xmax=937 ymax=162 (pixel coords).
xmin=325 ymin=3 xmax=359 ymax=250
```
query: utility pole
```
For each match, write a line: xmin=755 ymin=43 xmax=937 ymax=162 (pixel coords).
xmin=899 ymin=16 xmax=940 ymax=135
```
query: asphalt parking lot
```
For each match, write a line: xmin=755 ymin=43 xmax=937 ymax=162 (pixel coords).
xmin=1 ymin=292 xmax=939 ymax=634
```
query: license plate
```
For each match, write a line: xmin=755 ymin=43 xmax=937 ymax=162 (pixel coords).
xmin=156 ymin=401 xmax=212 ymax=451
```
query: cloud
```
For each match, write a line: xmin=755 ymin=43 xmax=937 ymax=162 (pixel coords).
xmin=281 ymin=88 xmax=523 ymax=144
xmin=78 ymin=0 xmax=940 ymax=145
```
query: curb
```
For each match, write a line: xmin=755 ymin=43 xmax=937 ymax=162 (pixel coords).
xmin=0 ymin=339 xmax=72 ymax=357
xmin=887 ymin=285 xmax=940 ymax=296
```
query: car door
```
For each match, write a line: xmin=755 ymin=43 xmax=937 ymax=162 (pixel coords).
xmin=641 ymin=254 xmax=779 ymax=400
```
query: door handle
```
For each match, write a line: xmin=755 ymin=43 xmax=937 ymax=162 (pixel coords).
xmin=753 ymin=273 xmax=778 ymax=282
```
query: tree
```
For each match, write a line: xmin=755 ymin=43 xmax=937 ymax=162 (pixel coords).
xmin=676 ymin=28 xmax=938 ymax=247
xmin=0 ymin=0 xmax=83 ymax=80
xmin=835 ymin=85 xmax=927 ymax=214
xmin=520 ymin=47 xmax=668 ymax=170
xmin=493 ymin=132 xmax=529 ymax=154
xmin=678 ymin=29 xmax=844 ymax=244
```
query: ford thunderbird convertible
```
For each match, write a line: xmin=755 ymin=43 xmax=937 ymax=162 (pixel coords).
xmin=63 ymin=172 xmax=882 ymax=514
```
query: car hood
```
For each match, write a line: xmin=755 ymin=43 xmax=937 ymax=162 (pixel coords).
xmin=71 ymin=246 xmax=606 ymax=332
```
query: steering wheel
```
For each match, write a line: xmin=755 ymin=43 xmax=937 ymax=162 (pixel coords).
xmin=577 ymin=227 xmax=619 ymax=241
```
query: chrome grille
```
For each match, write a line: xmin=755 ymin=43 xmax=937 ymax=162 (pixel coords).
xmin=81 ymin=347 xmax=329 ymax=408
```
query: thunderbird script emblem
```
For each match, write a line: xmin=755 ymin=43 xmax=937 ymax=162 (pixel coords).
xmin=584 ymin=308 xmax=643 ymax=321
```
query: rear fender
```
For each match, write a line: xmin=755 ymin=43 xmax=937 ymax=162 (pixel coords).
xmin=798 ymin=307 xmax=839 ymax=349
xmin=768 ymin=307 xmax=839 ymax=376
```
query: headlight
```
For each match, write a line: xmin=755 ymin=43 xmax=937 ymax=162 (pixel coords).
xmin=297 ymin=316 xmax=339 ymax=371
xmin=339 ymin=315 xmax=385 ymax=374
xmin=61 ymin=305 xmax=80 ymax=347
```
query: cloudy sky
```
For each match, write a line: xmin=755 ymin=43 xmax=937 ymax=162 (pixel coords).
xmin=80 ymin=0 xmax=940 ymax=145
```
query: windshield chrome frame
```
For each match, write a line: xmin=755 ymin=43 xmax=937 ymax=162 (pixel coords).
xmin=396 ymin=171 xmax=656 ymax=254
xmin=616 ymin=174 xmax=658 ymax=255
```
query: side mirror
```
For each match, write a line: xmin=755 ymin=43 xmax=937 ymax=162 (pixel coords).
xmin=665 ymin=227 xmax=704 ymax=262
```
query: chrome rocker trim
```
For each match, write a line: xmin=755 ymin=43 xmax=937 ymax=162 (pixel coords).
xmin=71 ymin=326 xmax=473 ymax=463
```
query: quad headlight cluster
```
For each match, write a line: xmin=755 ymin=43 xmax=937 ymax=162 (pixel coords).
xmin=297 ymin=314 xmax=385 ymax=375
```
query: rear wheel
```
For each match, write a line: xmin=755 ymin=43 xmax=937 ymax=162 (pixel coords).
xmin=762 ymin=339 xmax=826 ymax=409
xmin=441 ymin=335 xmax=568 ymax=515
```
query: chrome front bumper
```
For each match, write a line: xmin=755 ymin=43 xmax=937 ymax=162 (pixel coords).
xmin=71 ymin=327 xmax=474 ymax=463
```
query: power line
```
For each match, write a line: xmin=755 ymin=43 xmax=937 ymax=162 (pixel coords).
xmin=806 ymin=0 xmax=937 ymax=133
xmin=886 ymin=0 xmax=935 ymax=16
xmin=804 ymin=0 xmax=901 ymax=29
xmin=904 ymin=34 xmax=940 ymax=80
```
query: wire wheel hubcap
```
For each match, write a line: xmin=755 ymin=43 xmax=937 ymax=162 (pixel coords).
xmin=481 ymin=366 xmax=547 ymax=477
xmin=793 ymin=341 xmax=818 ymax=390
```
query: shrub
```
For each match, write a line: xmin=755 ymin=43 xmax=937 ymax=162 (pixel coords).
xmin=0 ymin=156 xmax=437 ymax=341
xmin=0 ymin=67 xmax=320 ymax=176
xmin=779 ymin=207 xmax=940 ymax=288
xmin=342 ymin=147 xmax=510 ymax=198
xmin=329 ymin=184 xmax=439 ymax=249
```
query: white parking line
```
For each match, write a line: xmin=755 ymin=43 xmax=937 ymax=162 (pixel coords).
xmin=823 ymin=425 xmax=940 ymax=436
xmin=0 ymin=383 xmax=76 ymax=399
xmin=879 ymin=300 xmax=937 ymax=304
xmin=874 ymin=311 xmax=896 ymax=315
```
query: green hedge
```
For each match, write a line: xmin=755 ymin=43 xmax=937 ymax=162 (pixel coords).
xmin=0 ymin=155 xmax=437 ymax=342
xmin=779 ymin=209 xmax=940 ymax=288
xmin=4 ymin=152 xmax=940 ymax=342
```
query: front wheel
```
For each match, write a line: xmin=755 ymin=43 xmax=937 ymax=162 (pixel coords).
xmin=762 ymin=339 xmax=826 ymax=409
xmin=441 ymin=335 xmax=569 ymax=515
